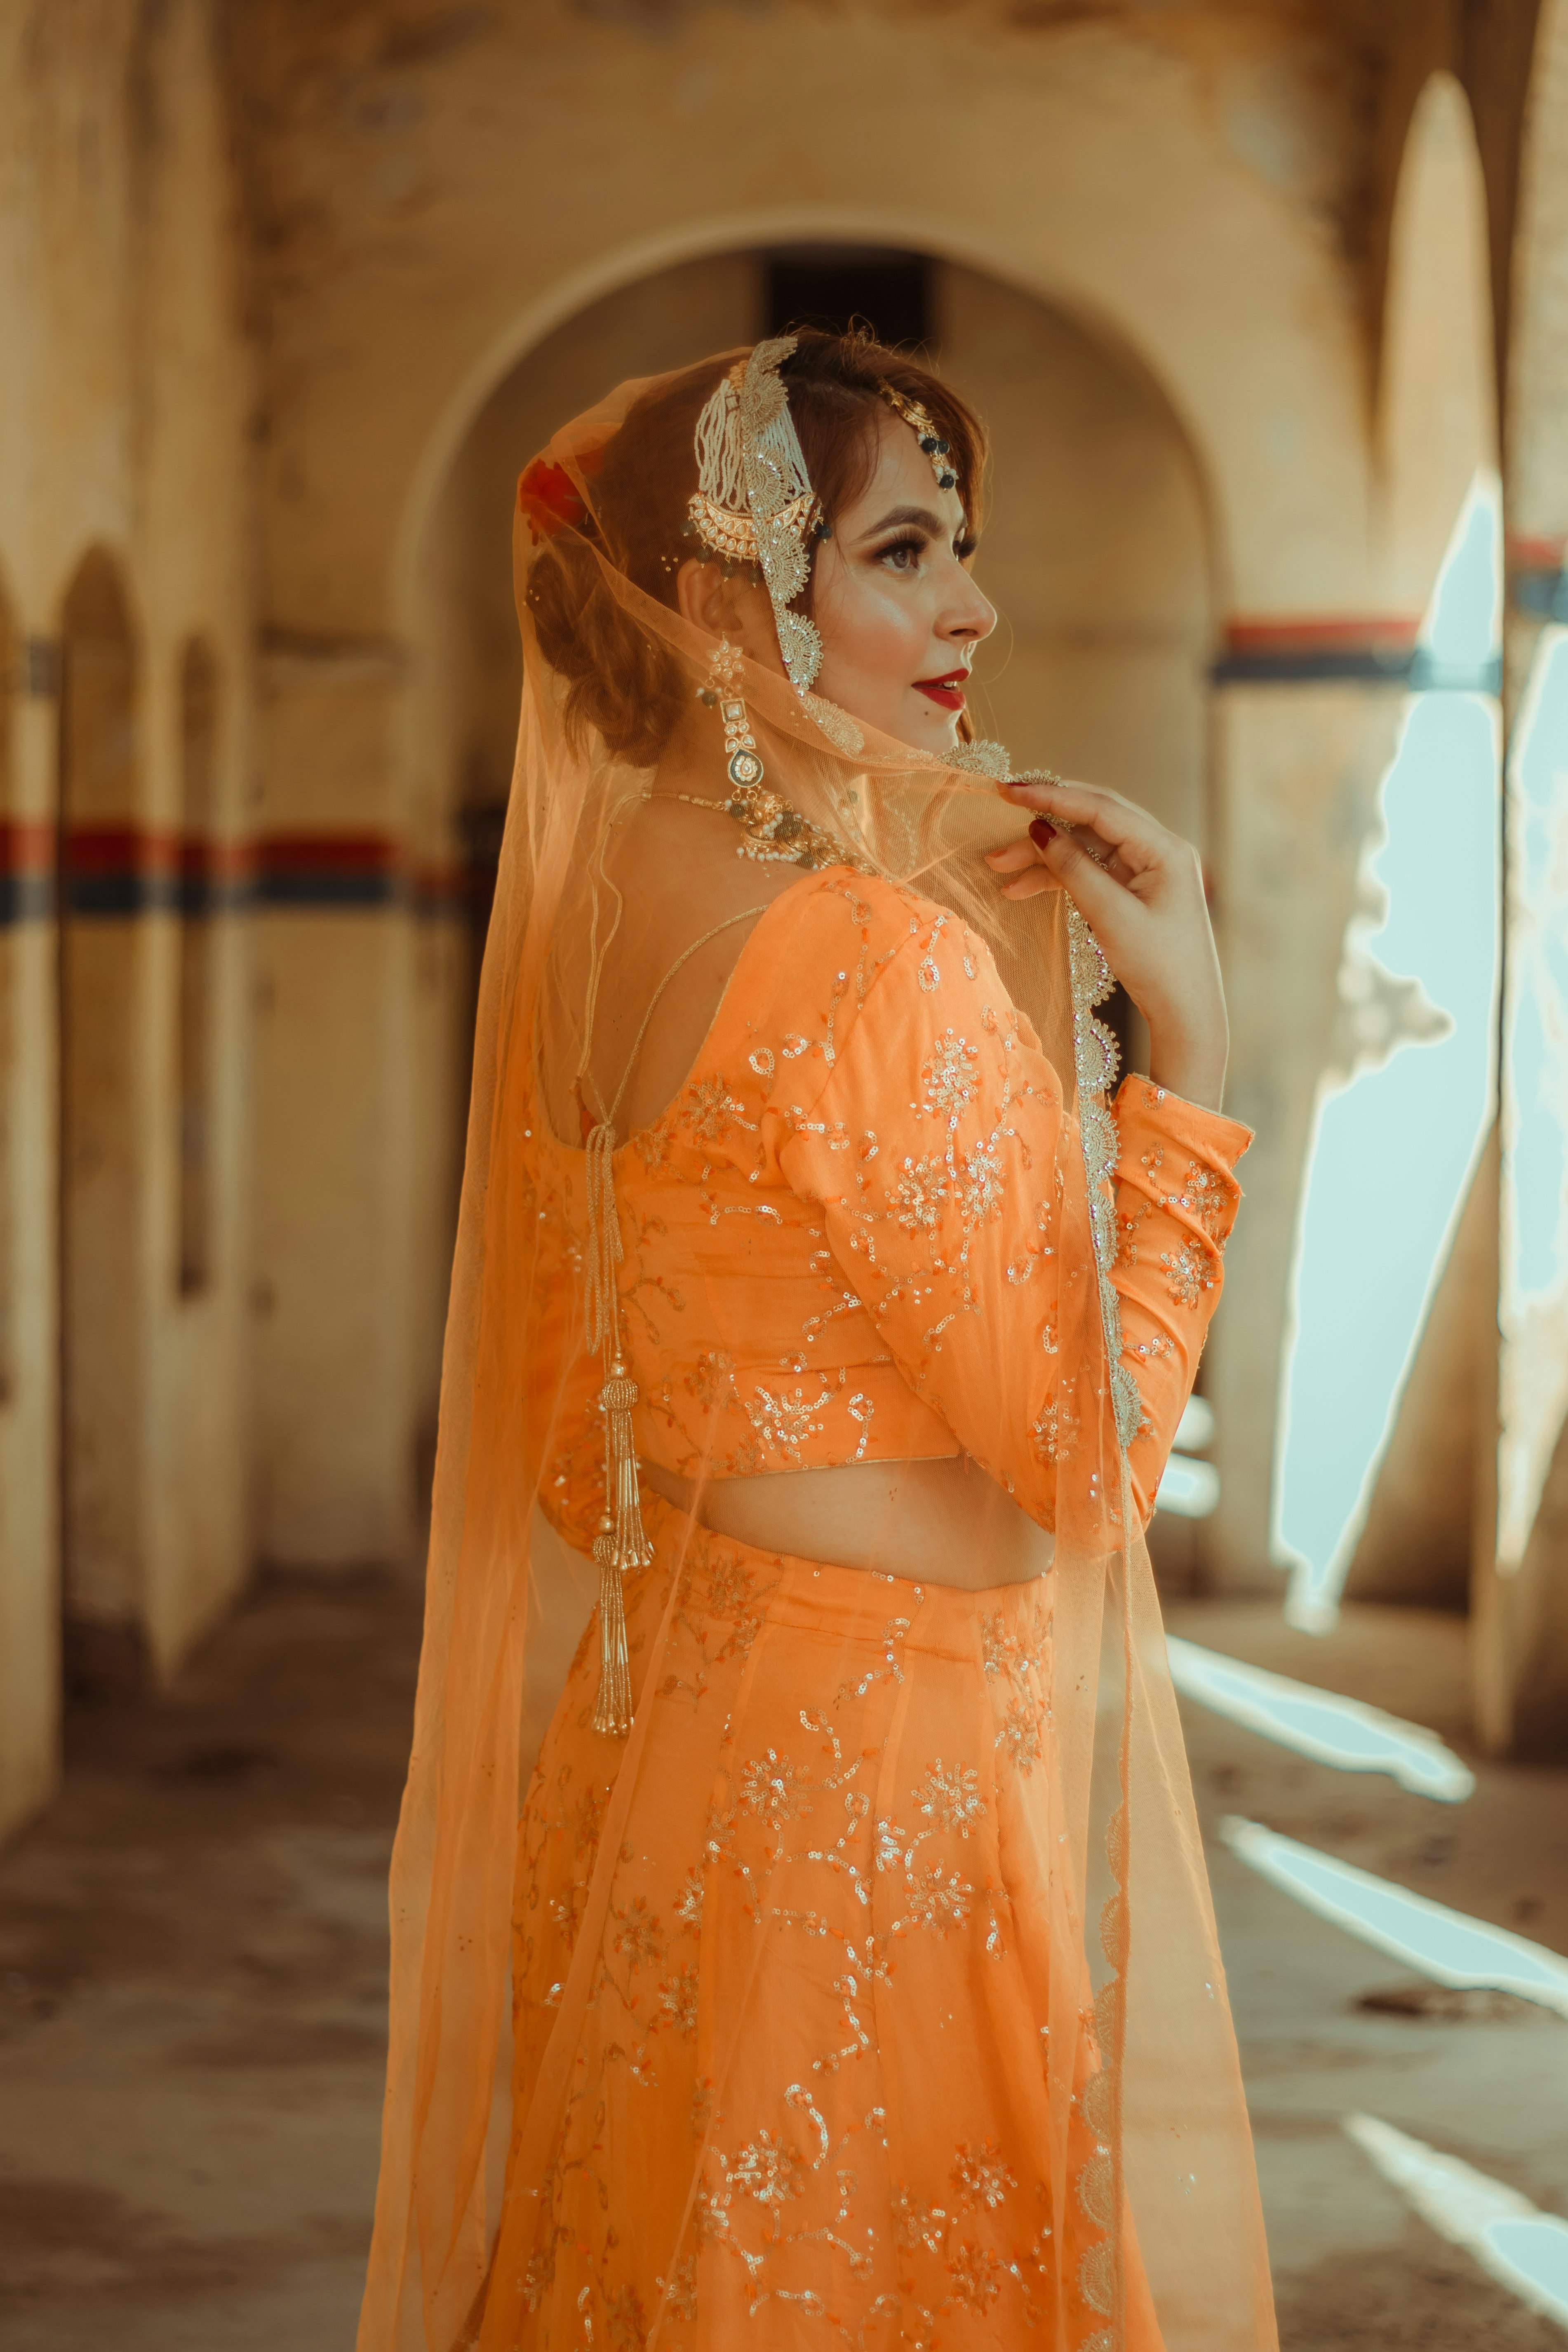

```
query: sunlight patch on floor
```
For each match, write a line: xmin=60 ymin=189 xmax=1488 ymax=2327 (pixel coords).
xmin=1221 ymin=1818 xmax=1568 ymax=2017
xmin=1345 ymin=2112 xmax=1568 ymax=2328
xmin=1166 ymin=1640 xmax=1474 ymax=1799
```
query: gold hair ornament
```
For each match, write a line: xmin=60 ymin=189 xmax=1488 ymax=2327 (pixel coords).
xmin=688 ymin=340 xmax=825 ymax=696
xmin=878 ymin=382 xmax=959 ymax=492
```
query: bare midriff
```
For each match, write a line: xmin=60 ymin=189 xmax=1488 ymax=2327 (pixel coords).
xmin=639 ymin=1454 xmax=1053 ymax=1590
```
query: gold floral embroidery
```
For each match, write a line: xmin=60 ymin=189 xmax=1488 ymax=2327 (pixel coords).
xmin=947 ymin=2237 xmax=1005 ymax=2310
xmin=1029 ymin=1398 xmax=1077 ymax=1466
xmin=744 ymin=1377 xmax=832 ymax=1462
xmin=633 ymin=1120 xmax=674 ymax=1172
xmin=1177 ymin=1157 xmax=1236 ymax=1243
xmin=921 ymin=1029 xmax=980 ymax=1117
xmin=980 ymin=1604 xmax=1049 ymax=1686
xmin=905 ymin=1858 xmax=973 ymax=1933
xmin=958 ymin=1134 xmax=1006 ymax=1224
xmin=683 ymin=1073 xmax=753 ymax=1144
xmin=683 ymin=1348 xmax=738 ymax=1410
xmin=917 ymin=1759 xmax=985 ymax=1837
xmin=522 ymin=2244 xmax=555 ymax=2312
xmin=739 ymin=1749 xmax=813 ymax=1829
xmin=1159 ymin=1233 xmax=1220 ymax=1310
xmin=951 ymin=2141 xmax=1017 ymax=2210
xmin=999 ymin=1700 xmax=1044 ymax=1777
xmin=1117 ymin=1195 xmax=1152 ymax=1266
xmin=657 ymin=2253 xmax=699 ymax=2321
xmin=611 ymin=1895 xmax=665 ymax=1970
xmin=658 ymin=1966 xmax=699 ymax=2037
xmin=730 ymin=2128 xmax=806 ymax=2208
xmin=893 ymin=1152 xmax=946 ymax=1234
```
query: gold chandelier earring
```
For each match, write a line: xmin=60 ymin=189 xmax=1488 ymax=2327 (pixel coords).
xmin=698 ymin=636 xmax=766 ymax=794
xmin=665 ymin=635 xmax=860 ymax=874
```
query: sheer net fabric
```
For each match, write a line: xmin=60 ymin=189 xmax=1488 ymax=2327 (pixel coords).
xmin=357 ymin=357 xmax=1278 ymax=2352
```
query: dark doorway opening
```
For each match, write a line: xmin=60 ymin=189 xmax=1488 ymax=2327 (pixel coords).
xmin=764 ymin=247 xmax=931 ymax=352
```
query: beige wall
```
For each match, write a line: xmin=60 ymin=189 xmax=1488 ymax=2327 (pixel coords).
xmin=0 ymin=0 xmax=255 ymax=1836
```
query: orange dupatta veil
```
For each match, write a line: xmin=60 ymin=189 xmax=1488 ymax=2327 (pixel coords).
xmin=357 ymin=350 xmax=1278 ymax=2352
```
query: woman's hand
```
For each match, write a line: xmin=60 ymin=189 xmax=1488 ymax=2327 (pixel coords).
xmin=984 ymin=776 xmax=1229 ymax=1111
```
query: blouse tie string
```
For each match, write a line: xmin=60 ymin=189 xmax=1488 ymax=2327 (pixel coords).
xmin=576 ymin=901 xmax=769 ymax=1736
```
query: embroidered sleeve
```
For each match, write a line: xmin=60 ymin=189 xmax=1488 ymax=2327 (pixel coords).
xmin=776 ymin=906 xmax=1075 ymax=1530
xmin=1110 ymin=1074 xmax=1251 ymax=1519
xmin=773 ymin=886 xmax=1252 ymax=1533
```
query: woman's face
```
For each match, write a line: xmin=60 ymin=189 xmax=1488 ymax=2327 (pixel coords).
xmin=809 ymin=413 xmax=997 ymax=751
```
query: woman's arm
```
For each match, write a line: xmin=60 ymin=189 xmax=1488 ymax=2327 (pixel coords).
xmin=777 ymin=898 xmax=1247 ymax=1531
xmin=1108 ymin=1073 xmax=1250 ymax=1517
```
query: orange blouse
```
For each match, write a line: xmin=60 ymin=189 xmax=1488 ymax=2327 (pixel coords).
xmin=537 ymin=868 xmax=1248 ymax=1540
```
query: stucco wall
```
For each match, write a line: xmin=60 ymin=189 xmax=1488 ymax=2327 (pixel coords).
xmin=0 ymin=0 xmax=255 ymax=1836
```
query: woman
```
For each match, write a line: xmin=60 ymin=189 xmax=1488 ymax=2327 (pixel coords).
xmin=360 ymin=332 xmax=1278 ymax=2352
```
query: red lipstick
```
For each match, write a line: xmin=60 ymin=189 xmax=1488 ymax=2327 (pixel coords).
xmin=914 ymin=670 xmax=969 ymax=711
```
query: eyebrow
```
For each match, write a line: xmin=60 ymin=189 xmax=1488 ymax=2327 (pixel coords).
xmin=852 ymin=503 xmax=949 ymax=543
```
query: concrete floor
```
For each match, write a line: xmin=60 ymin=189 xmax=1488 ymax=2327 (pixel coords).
xmin=0 ymin=1575 xmax=1564 ymax=2350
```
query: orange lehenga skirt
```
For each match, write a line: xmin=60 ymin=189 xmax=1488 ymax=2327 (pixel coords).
xmin=489 ymin=1499 xmax=1162 ymax=2350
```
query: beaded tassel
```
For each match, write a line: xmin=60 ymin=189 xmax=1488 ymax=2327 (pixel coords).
xmin=583 ymin=1121 xmax=653 ymax=1737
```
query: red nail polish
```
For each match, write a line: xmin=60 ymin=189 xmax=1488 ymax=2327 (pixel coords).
xmin=1029 ymin=817 xmax=1058 ymax=849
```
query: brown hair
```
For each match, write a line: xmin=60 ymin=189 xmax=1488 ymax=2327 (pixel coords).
xmin=525 ymin=329 xmax=988 ymax=765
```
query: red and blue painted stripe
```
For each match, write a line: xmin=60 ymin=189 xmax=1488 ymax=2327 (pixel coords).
xmin=0 ymin=827 xmax=473 ymax=927
xmin=1212 ymin=618 xmax=1423 ymax=685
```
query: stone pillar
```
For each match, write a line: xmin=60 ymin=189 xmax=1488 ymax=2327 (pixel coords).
xmin=0 ymin=633 xmax=63 ymax=1838
xmin=1474 ymin=0 xmax=1568 ymax=1755
xmin=251 ymin=638 xmax=421 ymax=1571
xmin=1203 ymin=666 xmax=1408 ymax=1592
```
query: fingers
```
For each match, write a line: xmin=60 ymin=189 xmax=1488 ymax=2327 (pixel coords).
xmin=998 ymin=865 xmax=1063 ymax=899
xmin=1001 ymin=776 xmax=1168 ymax=866
xmin=1014 ymin=821 xmax=1135 ymax=919
xmin=987 ymin=820 xmax=1137 ymax=894
xmin=984 ymin=836 xmax=1039 ymax=875
xmin=985 ymin=833 xmax=1064 ymax=898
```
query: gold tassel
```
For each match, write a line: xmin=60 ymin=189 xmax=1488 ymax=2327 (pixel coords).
xmin=590 ymin=1515 xmax=633 ymax=1737
xmin=589 ymin=1352 xmax=652 ymax=1738
xmin=583 ymin=1117 xmax=656 ymax=1739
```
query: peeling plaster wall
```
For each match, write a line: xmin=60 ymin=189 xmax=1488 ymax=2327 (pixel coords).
xmin=0 ymin=0 xmax=255 ymax=1837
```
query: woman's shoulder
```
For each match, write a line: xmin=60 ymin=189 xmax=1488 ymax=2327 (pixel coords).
xmin=736 ymin=862 xmax=1030 ymax=1103
xmin=757 ymin=862 xmax=988 ymax=994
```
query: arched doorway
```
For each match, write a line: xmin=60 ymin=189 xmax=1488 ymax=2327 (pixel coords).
xmin=404 ymin=245 xmax=1215 ymax=1570
xmin=57 ymin=549 xmax=146 ymax=1693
